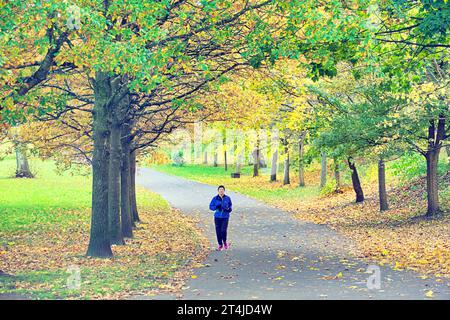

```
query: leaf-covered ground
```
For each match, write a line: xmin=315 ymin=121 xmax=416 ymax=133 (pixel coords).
xmin=151 ymin=163 xmax=449 ymax=281
xmin=0 ymin=159 xmax=209 ymax=299
xmin=285 ymin=173 xmax=450 ymax=280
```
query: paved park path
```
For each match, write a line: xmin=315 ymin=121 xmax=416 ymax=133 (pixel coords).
xmin=137 ymin=168 xmax=450 ymax=300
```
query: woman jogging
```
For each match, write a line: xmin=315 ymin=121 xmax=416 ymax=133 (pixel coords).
xmin=209 ymin=185 xmax=232 ymax=251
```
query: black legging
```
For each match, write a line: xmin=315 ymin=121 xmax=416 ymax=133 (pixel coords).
xmin=214 ymin=217 xmax=229 ymax=246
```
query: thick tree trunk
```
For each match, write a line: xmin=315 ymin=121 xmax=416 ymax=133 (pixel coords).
xmin=424 ymin=116 xmax=444 ymax=216
xmin=348 ymin=157 xmax=364 ymax=203
xmin=378 ymin=158 xmax=388 ymax=211
xmin=203 ymin=151 xmax=208 ymax=164
xmin=15 ymin=143 xmax=33 ymax=178
xmin=120 ymin=121 xmax=134 ymax=238
xmin=283 ymin=146 xmax=290 ymax=185
xmin=425 ymin=149 xmax=440 ymax=216
xmin=254 ymin=134 xmax=261 ymax=177
xmin=86 ymin=71 xmax=113 ymax=258
xmin=270 ymin=149 xmax=278 ymax=182
xmin=130 ymin=149 xmax=140 ymax=222
xmin=234 ymin=152 xmax=242 ymax=174
xmin=298 ymin=134 xmax=305 ymax=187
xmin=253 ymin=148 xmax=259 ymax=177
xmin=224 ymin=150 xmax=228 ymax=171
xmin=334 ymin=158 xmax=341 ymax=192
xmin=320 ymin=151 xmax=327 ymax=188
xmin=213 ymin=151 xmax=218 ymax=167
xmin=108 ymin=120 xmax=124 ymax=245
xmin=244 ymin=138 xmax=250 ymax=165
xmin=223 ymin=132 xmax=227 ymax=171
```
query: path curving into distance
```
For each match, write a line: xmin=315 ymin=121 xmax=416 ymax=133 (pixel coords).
xmin=136 ymin=167 xmax=449 ymax=300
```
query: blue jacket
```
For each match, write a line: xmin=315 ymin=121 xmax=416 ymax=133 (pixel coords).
xmin=209 ymin=194 xmax=232 ymax=218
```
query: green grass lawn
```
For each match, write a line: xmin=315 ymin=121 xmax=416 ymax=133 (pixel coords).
xmin=0 ymin=157 xmax=207 ymax=299
xmin=152 ymin=163 xmax=256 ymax=179
xmin=0 ymin=157 xmax=91 ymax=234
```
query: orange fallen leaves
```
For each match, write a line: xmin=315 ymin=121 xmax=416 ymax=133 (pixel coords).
xmin=0 ymin=205 xmax=209 ymax=299
xmin=288 ymin=173 xmax=450 ymax=279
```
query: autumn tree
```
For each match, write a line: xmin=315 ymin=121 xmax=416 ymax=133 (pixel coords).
xmin=369 ymin=1 xmax=449 ymax=215
xmin=1 ymin=1 xmax=373 ymax=257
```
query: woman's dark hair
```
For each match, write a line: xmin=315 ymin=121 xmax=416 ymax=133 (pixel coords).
xmin=218 ymin=185 xmax=225 ymax=190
